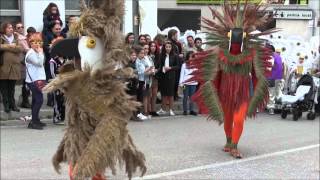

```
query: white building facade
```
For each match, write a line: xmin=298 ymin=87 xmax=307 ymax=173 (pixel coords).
xmin=0 ymin=0 xmax=318 ymax=40
xmin=0 ymin=0 xmax=158 ymax=38
xmin=158 ymin=0 xmax=320 ymax=40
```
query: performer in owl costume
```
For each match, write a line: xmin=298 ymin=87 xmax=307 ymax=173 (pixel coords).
xmin=187 ymin=0 xmax=276 ymax=158
xmin=44 ymin=0 xmax=146 ymax=179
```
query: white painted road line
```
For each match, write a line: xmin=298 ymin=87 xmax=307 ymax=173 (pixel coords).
xmin=133 ymin=144 xmax=320 ymax=180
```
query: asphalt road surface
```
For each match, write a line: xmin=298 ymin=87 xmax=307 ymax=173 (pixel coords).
xmin=1 ymin=113 xmax=319 ymax=180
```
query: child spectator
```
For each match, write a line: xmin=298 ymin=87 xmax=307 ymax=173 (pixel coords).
xmin=49 ymin=40 xmax=65 ymax=124
xmin=179 ymin=51 xmax=198 ymax=116
xmin=135 ymin=45 xmax=154 ymax=120
xmin=127 ymin=49 xmax=139 ymax=121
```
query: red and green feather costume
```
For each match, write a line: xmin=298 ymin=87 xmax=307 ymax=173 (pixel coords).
xmin=186 ymin=0 xmax=277 ymax=157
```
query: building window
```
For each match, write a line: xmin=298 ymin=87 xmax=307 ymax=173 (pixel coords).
xmin=158 ymin=9 xmax=201 ymax=32
xmin=0 ymin=0 xmax=21 ymax=24
xmin=65 ymin=0 xmax=90 ymax=16
xmin=0 ymin=0 xmax=19 ymax=10
xmin=65 ymin=0 xmax=90 ymax=10
xmin=289 ymin=0 xmax=308 ymax=5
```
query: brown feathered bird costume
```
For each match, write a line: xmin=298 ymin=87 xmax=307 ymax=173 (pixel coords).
xmin=43 ymin=0 xmax=146 ymax=179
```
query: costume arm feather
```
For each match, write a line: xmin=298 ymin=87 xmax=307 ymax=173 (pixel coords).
xmin=247 ymin=47 xmax=271 ymax=116
xmin=187 ymin=50 xmax=224 ymax=123
xmin=52 ymin=136 xmax=66 ymax=174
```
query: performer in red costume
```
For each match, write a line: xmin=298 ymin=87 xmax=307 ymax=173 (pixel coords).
xmin=187 ymin=0 xmax=276 ymax=158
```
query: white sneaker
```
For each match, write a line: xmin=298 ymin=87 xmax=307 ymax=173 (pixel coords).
xmin=169 ymin=109 xmax=175 ymax=116
xmin=137 ymin=113 xmax=148 ymax=121
xmin=148 ymin=115 xmax=152 ymax=119
xmin=157 ymin=108 xmax=167 ymax=115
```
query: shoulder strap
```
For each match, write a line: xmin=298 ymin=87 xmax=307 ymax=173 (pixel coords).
xmin=25 ymin=50 xmax=34 ymax=82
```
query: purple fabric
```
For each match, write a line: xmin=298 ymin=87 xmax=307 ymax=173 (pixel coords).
xmin=269 ymin=53 xmax=283 ymax=80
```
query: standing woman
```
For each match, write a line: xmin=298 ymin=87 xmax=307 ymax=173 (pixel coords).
xmin=157 ymin=41 xmax=179 ymax=116
xmin=167 ymin=29 xmax=183 ymax=101
xmin=149 ymin=41 xmax=161 ymax=116
xmin=0 ymin=22 xmax=24 ymax=113
xmin=25 ymin=32 xmax=46 ymax=130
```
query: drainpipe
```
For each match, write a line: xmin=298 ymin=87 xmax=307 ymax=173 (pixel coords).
xmin=132 ymin=0 xmax=140 ymax=45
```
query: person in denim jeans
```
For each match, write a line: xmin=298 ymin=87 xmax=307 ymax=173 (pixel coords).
xmin=25 ymin=32 xmax=46 ymax=130
xmin=179 ymin=51 xmax=198 ymax=115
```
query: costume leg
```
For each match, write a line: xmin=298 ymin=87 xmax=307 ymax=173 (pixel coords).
xmin=231 ymin=102 xmax=248 ymax=145
xmin=69 ymin=164 xmax=106 ymax=180
xmin=230 ymin=102 xmax=248 ymax=158
xmin=222 ymin=105 xmax=233 ymax=152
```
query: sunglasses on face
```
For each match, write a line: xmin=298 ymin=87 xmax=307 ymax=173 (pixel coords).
xmin=17 ymin=26 xmax=24 ymax=29
xmin=30 ymin=41 xmax=43 ymax=45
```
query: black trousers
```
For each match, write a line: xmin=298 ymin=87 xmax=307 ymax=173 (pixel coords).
xmin=27 ymin=83 xmax=43 ymax=123
xmin=21 ymin=79 xmax=30 ymax=104
xmin=53 ymin=89 xmax=65 ymax=122
xmin=0 ymin=80 xmax=17 ymax=110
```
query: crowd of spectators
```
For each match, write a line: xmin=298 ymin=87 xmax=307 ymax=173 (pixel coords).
xmin=125 ymin=30 xmax=204 ymax=121
xmin=0 ymin=3 xmax=76 ymax=129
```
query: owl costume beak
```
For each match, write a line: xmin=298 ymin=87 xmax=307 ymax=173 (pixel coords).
xmin=50 ymin=38 xmax=80 ymax=58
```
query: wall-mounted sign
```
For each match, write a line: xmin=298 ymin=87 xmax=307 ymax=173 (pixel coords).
xmin=273 ymin=9 xmax=313 ymax=20
xmin=176 ymin=0 xmax=260 ymax=4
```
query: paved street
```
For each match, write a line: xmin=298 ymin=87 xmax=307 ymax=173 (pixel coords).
xmin=1 ymin=113 xmax=319 ymax=180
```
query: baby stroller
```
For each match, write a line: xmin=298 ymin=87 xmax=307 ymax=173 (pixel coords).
xmin=279 ymin=74 xmax=317 ymax=121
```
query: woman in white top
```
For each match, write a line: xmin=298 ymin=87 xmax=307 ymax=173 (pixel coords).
xmin=135 ymin=45 xmax=154 ymax=120
xmin=179 ymin=51 xmax=198 ymax=116
xmin=157 ymin=41 xmax=179 ymax=116
xmin=25 ymin=32 xmax=46 ymax=130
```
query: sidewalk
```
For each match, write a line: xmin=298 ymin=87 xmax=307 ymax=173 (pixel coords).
xmin=0 ymin=85 xmax=53 ymax=121
xmin=0 ymin=85 xmax=186 ymax=121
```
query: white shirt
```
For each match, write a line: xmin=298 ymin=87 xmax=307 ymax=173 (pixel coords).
xmin=25 ymin=49 xmax=46 ymax=83
xmin=165 ymin=54 xmax=170 ymax=67
xmin=179 ymin=63 xmax=198 ymax=86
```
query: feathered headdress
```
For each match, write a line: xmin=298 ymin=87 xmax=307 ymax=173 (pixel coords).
xmin=202 ymin=0 xmax=278 ymax=49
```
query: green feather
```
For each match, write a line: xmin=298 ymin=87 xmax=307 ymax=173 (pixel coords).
xmin=247 ymin=47 xmax=269 ymax=116
xmin=201 ymin=81 xmax=224 ymax=124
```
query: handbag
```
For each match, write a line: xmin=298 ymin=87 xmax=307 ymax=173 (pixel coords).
xmin=26 ymin=66 xmax=46 ymax=91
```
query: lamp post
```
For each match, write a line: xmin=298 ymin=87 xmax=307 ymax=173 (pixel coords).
xmin=132 ymin=0 xmax=140 ymax=45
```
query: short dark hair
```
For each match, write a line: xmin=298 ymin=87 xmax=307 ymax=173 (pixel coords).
xmin=133 ymin=45 xmax=144 ymax=54
xmin=187 ymin=35 xmax=194 ymax=40
xmin=48 ymin=20 xmax=62 ymax=30
xmin=194 ymin=37 xmax=202 ymax=43
xmin=15 ymin=22 xmax=23 ymax=28
xmin=138 ymin=34 xmax=146 ymax=40
xmin=27 ymin=26 xmax=36 ymax=34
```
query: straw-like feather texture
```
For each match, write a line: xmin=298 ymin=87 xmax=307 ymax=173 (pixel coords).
xmin=46 ymin=0 xmax=146 ymax=179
